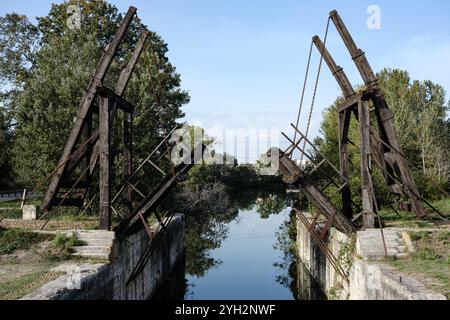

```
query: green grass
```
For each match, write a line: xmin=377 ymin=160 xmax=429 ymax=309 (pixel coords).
xmin=387 ymin=229 xmax=450 ymax=298
xmin=0 ymin=268 xmax=61 ymax=300
xmin=52 ymin=233 xmax=86 ymax=254
xmin=389 ymin=258 xmax=450 ymax=299
xmin=0 ymin=228 xmax=54 ymax=255
xmin=378 ymin=198 xmax=450 ymax=228
xmin=0 ymin=199 xmax=41 ymax=209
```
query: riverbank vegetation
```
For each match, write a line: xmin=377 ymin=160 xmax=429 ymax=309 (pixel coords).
xmin=387 ymin=230 xmax=450 ymax=298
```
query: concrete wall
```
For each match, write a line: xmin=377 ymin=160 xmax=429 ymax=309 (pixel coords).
xmin=350 ymin=255 xmax=446 ymax=300
xmin=296 ymin=213 xmax=349 ymax=299
xmin=296 ymin=212 xmax=446 ymax=300
xmin=21 ymin=213 xmax=186 ymax=300
xmin=112 ymin=213 xmax=185 ymax=300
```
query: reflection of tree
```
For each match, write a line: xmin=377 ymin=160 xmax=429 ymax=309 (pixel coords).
xmin=174 ymin=182 xmax=239 ymax=277
xmin=255 ymin=194 xmax=286 ymax=219
xmin=185 ymin=215 xmax=231 ymax=277
xmin=168 ymin=186 xmax=291 ymax=281
xmin=273 ymin=211 xmax=298 ymax=299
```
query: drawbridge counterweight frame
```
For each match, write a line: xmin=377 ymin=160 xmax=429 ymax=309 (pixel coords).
xmin=37 ymin=6 xmax=203 ymax=239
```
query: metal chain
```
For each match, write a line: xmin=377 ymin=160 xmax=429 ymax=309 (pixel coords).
xmin=300 ymin=17 xmax=331 ymax=164
xmin=292 ymin=41 xmax=314 ymax=157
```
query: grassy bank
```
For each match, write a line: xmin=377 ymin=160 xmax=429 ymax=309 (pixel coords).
xmin=0 ymin=228 xmax=90 ymax=300
xmin=387 ymin=230 xmax=450 ymax=299
xmin=379 ymin=198 xmax=450 ymax=228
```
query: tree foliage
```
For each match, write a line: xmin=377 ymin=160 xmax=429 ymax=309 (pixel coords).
xmin=0 ymin=0 xmax=189 ymax=187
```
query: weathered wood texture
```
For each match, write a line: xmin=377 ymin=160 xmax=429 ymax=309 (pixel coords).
xmin=338 ymin=109 xmax=353 ymax=219
xmin=329 ymin=10 xmax=377 ymax=87
xmin=269 ymin=148 xmax=356 ymax=234
xmin=99 ymin=97 xmax=112 ymax=230
xmin=321 ymin=10 xmax=428 ymax=219
xmin=42 ymin=7 xmax=137 ymax=211
xmin=116 ymin=144 xmax=207 ymax=236
xmin=312 ymin=36 xmax=355 ymax=98
xmin=358 ymin=101 xmax=375 ymax=228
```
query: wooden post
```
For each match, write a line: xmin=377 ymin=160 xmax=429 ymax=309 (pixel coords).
xmin=80 ymin=111 xmax=92 ymax=183
xmin=123 ymin=108 xmax=133 ymax=216
xmin=358 ymin=101 xmax=375 ymax=228
xmin=99 ymin=97 xmax=112 ymax=230
xmin=338 ymin=109 xmax=353 ymax=219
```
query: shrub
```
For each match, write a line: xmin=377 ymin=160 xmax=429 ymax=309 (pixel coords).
xmin=52 ymin=233 xmax=85 ymax=254
xmin=413 ymin=247 xmax=441 ymax=261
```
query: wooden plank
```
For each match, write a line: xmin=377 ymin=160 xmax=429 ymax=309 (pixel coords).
xmin=358 ymin=101 xmax=375 ymax=228
xmin=312 ymin=36 xmax=356 ymax=98
xmin=66 ymin=131 xmax=99 ymax=173
xmin=42 ymin=7 xmax=137 ymax=211
xmin=99 ymin=97 xmax=112 ymax=230
xmin=115 ymin=30 xmax=149 ymax=96
xmin=116 ymin=144 xmax=206 ymax=235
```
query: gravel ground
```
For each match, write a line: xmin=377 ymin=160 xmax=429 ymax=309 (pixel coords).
xmin=0 ymin=219 xmax=97 ymax=231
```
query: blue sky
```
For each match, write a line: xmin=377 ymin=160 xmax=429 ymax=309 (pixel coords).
xmin=2 ymin=0 xmax=450 ymax=162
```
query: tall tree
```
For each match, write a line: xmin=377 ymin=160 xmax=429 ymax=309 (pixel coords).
xmin=5 ymin=0 xmax=189 ymax=186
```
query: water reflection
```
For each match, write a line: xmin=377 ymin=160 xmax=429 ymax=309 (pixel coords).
xmin=155 ymin=189 xmax=325 ymax=300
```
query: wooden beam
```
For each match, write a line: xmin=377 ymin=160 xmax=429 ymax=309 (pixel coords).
xmin=116 ymin=144 xmax=207 ymax=235
xmin=269 ymin=148 xmax=356 ymax=234
xmin=42 ymin=7 xmax=137 ymax=211
xmin=312 ymin=36 xmax=356 ymax=98
xmin=337 ymin=93 xmax=364 ymax=113
xmin=84 ymin=30 xmax=150 ymax=177
xmin=97 ymin=86 xmax=134 ymax=113
xmin=358 ymin=101 xmax=375 ymax=228
xmin=329 ymin=10 xmax=377 ymax=87
xmin=99 ymin=97 xmax=112 ymax=230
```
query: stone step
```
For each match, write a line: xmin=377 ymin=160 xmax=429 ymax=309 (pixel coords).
xmin=358 ymin=233 xmax=402 ymax=240
xmin=71 ymin=252 xmax=110 ymax=260
xmin=79 ymin=239 xmax=114 ymax=247
xmin=72 ymin=245 xmax=112 ymax=255
xmin=76 ymin=231 xmax=115 ymax=241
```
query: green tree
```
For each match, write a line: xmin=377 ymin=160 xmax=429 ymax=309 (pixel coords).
xmin=0 ymin=13 xmax=39 ymax=86
xmin=3 ymin=0 xmax=189 ymax=186
xmin=0 ymin=108 xmax=13 ymax=186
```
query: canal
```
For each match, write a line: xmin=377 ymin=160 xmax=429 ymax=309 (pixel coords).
xmin=155 ymin=190 xmax=326 ymax=300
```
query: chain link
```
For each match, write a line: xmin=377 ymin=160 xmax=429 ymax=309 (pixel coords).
xmin=292 ymin=41 xmax=314 ymax=157
xmin=300 ymin=17 xmax=331 ymax=164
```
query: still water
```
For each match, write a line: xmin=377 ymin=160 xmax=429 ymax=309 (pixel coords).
xmin=156 ymin=191 xmax=325 ymax=300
